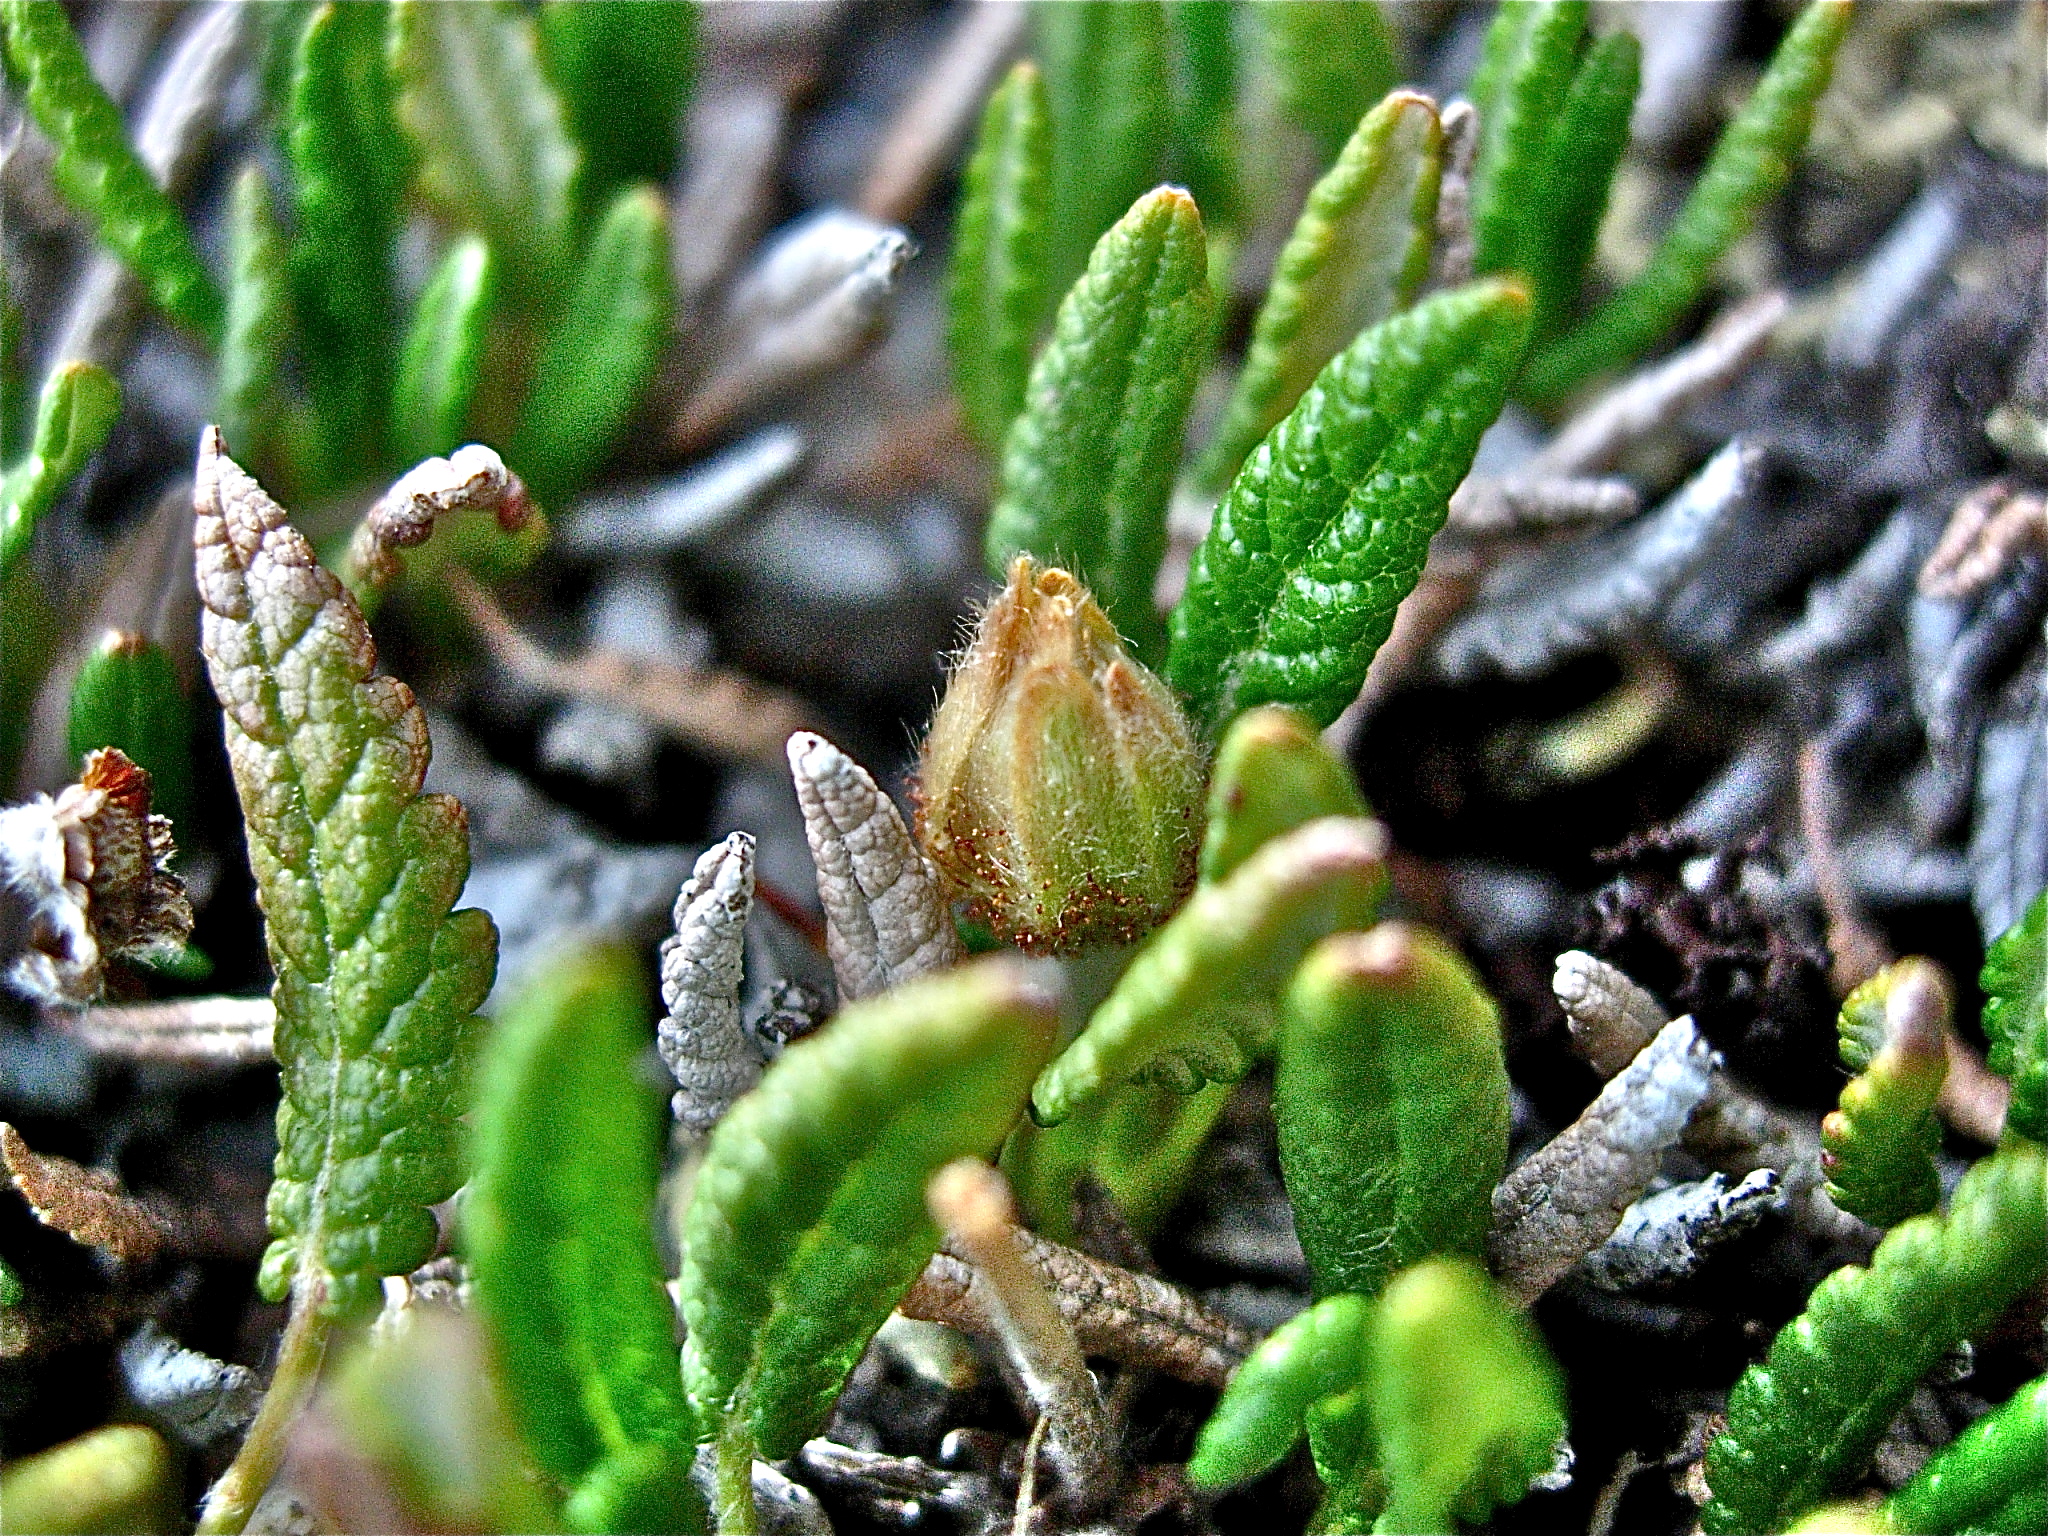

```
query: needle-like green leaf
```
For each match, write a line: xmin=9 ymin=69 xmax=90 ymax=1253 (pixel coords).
xmin=985 ymin=187 xmax=1213 ymax=660
xmin=1821 ymin=959 xmax=1949 ymax=1228
xmin=216 ymin=165 xmax=292 ymax=476
xmin=285 ymin=2 xmax=408 ymax=479
xmin=1880 ymin=1375 xmax=2046 ymax=1536
xmin=1367 ymin=1258 xmax=1566 ymax=1536
xmin=391 ymin=236 xmax=495 ymax=467
xmin=1466 ymin=2 xmax=1588 ymax=286
xmin=1247 ymin=0 xmax=1400 ymax=168
xmin=680 ymin=957 xmax=1060 ymax=1461
xmin=1163 ymin=0 xmax=1239 ymax=228
xmin=1199 ymin=705 xmax=1369 ymax=883
xmin=946 ymin=60 xmax=1054 ymax=453
xmin=1 ymin=361 xmax=121 ymax=579
xmin=1521 ymin=29 xmax=1639 ymax=344
xmin=67 ymin=631 xmax=194 ymax=831
xmin=513 ymin=185 xmax=673 ymax=507
xmin=1278 ymin=925 xmax=1511 ymax=1301
xmin=1188 ymin=1292 xmax=1371 ymax=1490
xmin=0 ymin=0 xmax=223 ymax=342
xmin=467 ymin=942 xmax=704 ymax=1536
xmin=537 ymin=0 xmax=695 ymax=209
xmin=1165 ymin=279 xmax=1531 ymax=731
xmin=1980 ymin=891 xmax=2045 ymax=1143
xmin=1523 ymin=0 xmax=1853 ymax=398
xmin=391 ymin=0 xmax=580 ymax=308
xmin=1031 ymin=2 xmax=1170 ymax=291
xmin=192 ymin=428 xmax=496 ymax=1320
xmin=1192 ymin=90 xmax=1441 ymax=496
xmin=1030 ymin=816 xmax=1388 ymax=1126
xmin=1703 ymin=1140 xmax=2048 ymax=1534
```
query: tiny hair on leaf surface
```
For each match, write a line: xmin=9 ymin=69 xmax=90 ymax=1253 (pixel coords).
xmin=680 ymin=955 xmax=1060 ymax=1463
xmin=1165 ymin=278 xmax=1531 ymax=731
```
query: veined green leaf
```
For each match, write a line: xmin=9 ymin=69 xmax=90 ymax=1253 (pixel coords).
xmin=946 ymin=60 xmax=1053 ymax=453
xmin=1032 ymin=2 xmax=1169 ymax=290
xmin=392 ymin=236 xmax=495 ymax=467
xmin=1192 ymin=90 xmax=1441 ymax=496
xmin=1200 ymin=705 xmax=1368 ymax=883
xmin=1279 ymin=925 xmax=1510 ymax=1301
xmin=216 ymin=165 xmax=292 ymax=475
xmin=1368 ymin=1258 xmax=1566 ymax=1536
xmin=1465 ymin=1 xmax=1588 ymax=285
xmin=1189 ymin=1292 xmax=1370 ymax=1490
xmin=985 ymin=187 xmax=1212 ymax=659
xmin=468 ymin=942 xmax=704 ymax=1536
xmin=67 ymin=630 xmax=194 ymax=830
xmin=1165 ymin=279 xmax=1531 ymax=731
xmin=1821 ymin=959 xmax=1949 ymax=1227
xmin=1703 ymin=1140 xmax=2048 ymax=1534
xmin=1 ymin=361 xmax=121 ymax=578
xmin=1980 ymin=890 xmax=2045 ymax=1143
xmin=1247 ymin=0 xmax=1400 ymax=167
xmin=1881 ymin=1374 xmax=2047 ymax=1536
xmin=391 ymin=0 xmax=580 ymax=306
xmin=1030 ymin=816 xmax=1388 ymax=1126
xmin=680 ymin=957 xmax=1059 ymax=1460
xmin=285 ymin=2 xmax=409 ymax=479
xmin=0 ymin=0 xmax=222 ymax=341
xmin=1522 ymin=30 xmax=1639 ymax=344
xmin=1523 ymin=0 xmax=1853 ymax=398
xmin=538 ymin=0 xmax=695 ymax=208
xmin=513 ymin=185 xmax=673 ymax=507
xmin=192 ymin=428 xmax=496 ymax=1320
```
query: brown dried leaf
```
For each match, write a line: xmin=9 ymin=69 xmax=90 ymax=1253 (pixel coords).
xmin=1 ymin=1122 xmax=170 ymax=1267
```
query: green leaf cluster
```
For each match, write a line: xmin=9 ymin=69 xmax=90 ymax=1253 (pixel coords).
xmin=1981 ymin=891 xmax=2046 ymax=1143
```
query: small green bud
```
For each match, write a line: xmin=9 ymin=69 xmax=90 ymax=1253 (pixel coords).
xmin=917 ymin=556 xmax=1204 ymax=953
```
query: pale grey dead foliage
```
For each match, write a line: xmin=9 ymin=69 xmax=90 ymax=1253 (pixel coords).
xmin=119 ymin=1320 xmax=262 ymax=1446
xmin=659 ymin=832 xmax=762 ymax=1137
xmin=1552 ymin=949 xmax=1667 ymax=1077
xmin=786 ymin=731 xmax=962 ymax=1002
xmin=1581 ymin=1169 xmax=1784 ymax=1292
xmin=558 ymin=427 xmax=807 ymax=558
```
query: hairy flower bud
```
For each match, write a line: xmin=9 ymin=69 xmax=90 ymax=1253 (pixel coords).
xmin=917 ymin=558 xmax=1204 ymax=952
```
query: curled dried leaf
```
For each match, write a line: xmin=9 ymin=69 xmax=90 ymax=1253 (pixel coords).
xmin=1 ymin=1121 xmax=171 ymax=1267
xmin=342 ymin=444 xmax=536 ymax=599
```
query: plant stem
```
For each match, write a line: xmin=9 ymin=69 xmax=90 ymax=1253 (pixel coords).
xmin=194 ymin=1275 xmax=331 ymax=1534
xmin=715 ymin=1423 xmax=758 ymax=1536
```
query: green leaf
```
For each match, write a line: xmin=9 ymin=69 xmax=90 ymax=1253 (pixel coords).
xmin=537 ymin=0 xmax=694 ymax=208
xmin=1702 ymin=1140 xmax=2048 ymax=1534
xmin=1163 ymin=0 xmax=1239 ymax=228
xmin=1192 ymin=89 xmax=1442 ymax=496
xmin=0 ymin=1424 xmax=177 ymax=1536
xmin=1821 ymin=959 xmax=1949 ymax=1228
xmin=1880 ymin=1375 xmax=2045 ymax=1536
xmin=1001 ymin=1077 xmax=1232 ymax=1244
xmin=467 ymin=942 xmax=703 ymax=1535
xmin=392 ymin=236 xmax=495 ymax=467
xmin=1465 ymin=1 xmax=1588 ymax=285
xmin=680 ymin=956 xmax=1059 ymax=1460
xmin=1247 ymin=0 xmax=1400 ymax=167
xmin=67 ymin=630 xmax=194 ymax=829
xmin=1165 ymin=278 xmax=1531 ymax=731
xmin=1188 ymin=1292 xmax=1371 ymax=1489
xmin=1367 ymin=1258 xmax=1566 ymax=1536
xmin=0 ymin=0 xmax=223 ymax=341
xmin=1521 ymin=30 xmax=1640 ymax=344
xmin=192 ymin=428 xmax=497 ymax=1320
xmin=1523 ymin=0 xmax=1853 ymax=398
xmin=1278 ymin=925 xmax=1510 ymax=1301
xmin=513 ymin=185 xmax=673 ymax=507
xmin=216 ymin=164 xmax=293 ymax=476
xmin=1200 ymin=705 xmax=1368 ymax=883
xmin=1 ymin=361 xmax=121 ymax=577
xmin=1030 ymin=816 xmax=1388 ymax=1126
xmin=391 ymin=0 xmax=580 ymax=306
xmin=946 ymin=60 xmax=1054 ymax=453
xmin=285 ymin=2 xmax=409 ymax=479
xmin=1031 ymin=2 xmax=1170 ymax=290
xmin=985 ymin=187 xmax=1213 ymax=659
xmin=1980 ymin=890 xmax=2045 ymax=1143
xmin=2 ymin=266 xmax=27 ymax=460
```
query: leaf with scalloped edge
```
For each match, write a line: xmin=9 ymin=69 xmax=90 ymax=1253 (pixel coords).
xmin=1702 ymin=1140 xmax=2048 ymax=1534
xmin=193 ymin=427 xmax=496 ymax=1320
xmin=680 ymin=956 xmax=1059 ymax=1462
xmin=1166 ymin=279 xmax=1531 ymax=730
xmin=1821 ymin=959 xmax=1949 ymax=1227
xmin=0 ymin=0 xmax=222 ymax=341
xmin=1980 ymin=890 xmax=2045 ymax=1143
xmin=1877 ymin=1374 xmax=2046 ymax=1536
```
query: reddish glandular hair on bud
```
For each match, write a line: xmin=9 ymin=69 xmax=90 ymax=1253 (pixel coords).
xmin=917 ymin=557 xmax=1205 ymax=953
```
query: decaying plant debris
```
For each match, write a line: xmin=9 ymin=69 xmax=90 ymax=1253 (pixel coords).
xmin=2 ymin=3 xmax=2045 ymax=1535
